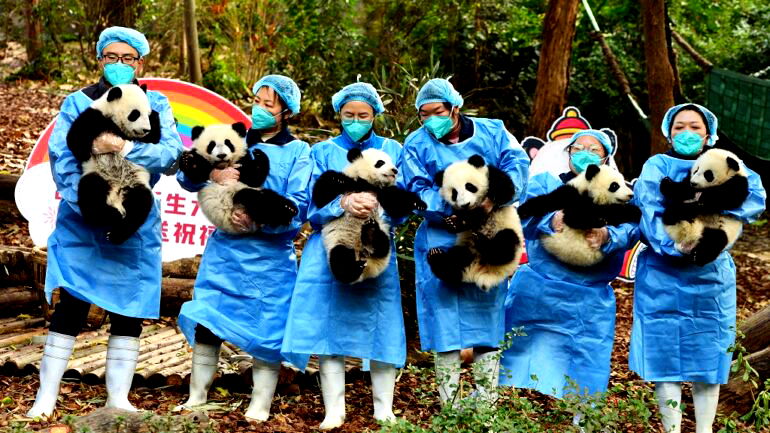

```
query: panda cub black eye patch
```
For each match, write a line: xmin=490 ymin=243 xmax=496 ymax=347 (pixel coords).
xmin=704 ymin=170 xmax=714 ymax=182
xmin=224 ymin=139 xmax=235 ymax=153
xmin=375 ymin=160 xmax=385 ymax=168
xmin=465 ymin=183 xmax=478 ymax=193
xmin=609 ymin=182 xmax=620 ymax=193
xmin=128 ymin=109 xmax=140 ymax=122
xmin=451 ymin=188 xmax=458 ymax=201
xmin=207 ymin=141 xmax=216 ymax=154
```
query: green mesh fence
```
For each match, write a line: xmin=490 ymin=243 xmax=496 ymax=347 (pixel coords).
xmin=707 ymin=68 xmax=770 ymax=161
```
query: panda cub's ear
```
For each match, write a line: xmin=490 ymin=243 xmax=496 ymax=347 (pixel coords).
xmin=726 ymin=156 xmax=740 ymax=172
xmin=191 ymin=125 xmax=205 ymax=141
xmin=468 ymin=154 xmax=486 ymax=168
xmin=347 ymin=148 xmax=363 ymax=162
xmin=434 ymin=170 xmax=445 ymax=187
xmin=231 ymin=122 xmax=247 ymax=138
xmin=584 ymin=164 xmax=601 ymax=181
xmin=140 ymin=84 xmax=148 ymax=93
xmin=107 ymin=86 xmax=123 ymax=102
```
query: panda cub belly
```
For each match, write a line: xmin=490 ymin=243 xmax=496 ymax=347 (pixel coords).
xmin=322 ymin=212 xmax=391 ymax=283
xmin=198 ymin=182 xmax=248 ymax=234
xmin=82 ymin=153 xmax=150 ymax=217
xmin=458 ymin=205 xmax=524 ymax=291
xmin=541 ymin=227 xmax=603 ymax=267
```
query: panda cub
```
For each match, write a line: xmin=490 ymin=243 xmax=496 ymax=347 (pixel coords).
xmin=517 ymin=164 xmax=640 ymax=267
xmin=660 ymin=148 xmax=749 ymax=266
xmin=427 ymin=154 xmax=524 ymax=291
xmin=312 ymin=148 xmax=426 ymax=284
xmin=178 ymin=123 xmax=298 ymax=234
xmin=66 ymin=84 xmax=161 ymax=244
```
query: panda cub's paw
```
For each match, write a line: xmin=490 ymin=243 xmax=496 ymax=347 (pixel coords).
xmin=179 ymin=151 xmax=213 ymax=184
xmin=442 ymin=215 xmax=465 ymax=233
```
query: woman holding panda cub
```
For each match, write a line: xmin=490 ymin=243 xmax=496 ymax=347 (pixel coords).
xmin=174 ymin=75 xmax=312 ymax=422
xmin=280 ymin=82 xmax=408 ymax=430
xmin=401 ymin=78 xmax=530 ymax=405
xmin=500 ymin=129 xmax=639 ymax=425
xmin=630 ymin=104 xmax=765 ymax=433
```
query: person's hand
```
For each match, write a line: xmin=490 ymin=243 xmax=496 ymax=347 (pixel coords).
xmin=480 ymin=198 xmax=494 ymax=213
xmin=341 ymin=192 xmax=378 ymax=218
xmin=92 ymin=133 xmax=126 ymax=154
xmin=231 ymin=207 xmax=258 ymax=233
xmin=551 ymin=211 xmax=565 ymax=233
xmin=210 ymin=167 xmax=240 ymax=185
xmin=585 ymin=227 xmax=609 ymax=249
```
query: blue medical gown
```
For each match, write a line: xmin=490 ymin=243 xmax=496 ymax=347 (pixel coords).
xmin=629 ymin=153 xmax=766 ymax=384
xmin=280 ymin=131 xmax=408 ymax=369
xmin=45 ymin=88 xmax=183 ymax=319
xmin=176 ymin=139 xmax=311 ymax=363
xmin=500 ymin=172 xmax=639 ymax=398
xmin=401 ymin=118 xmax=529 ymax=352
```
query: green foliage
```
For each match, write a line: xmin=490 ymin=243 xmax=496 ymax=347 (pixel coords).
xmin=202 ymin=59 xmax=250 ymax=101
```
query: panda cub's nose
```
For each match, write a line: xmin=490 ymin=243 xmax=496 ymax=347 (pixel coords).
xmin=391 ymin=168 xmax=398 ymax=175
xmin=217 ymin=153 xmax=227 ymax=160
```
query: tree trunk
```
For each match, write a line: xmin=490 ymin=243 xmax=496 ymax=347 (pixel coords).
xmin=527 ymin=0 xmax=580 ymax=138
xmin=184 ymin=0 xmax=203 ymax=84
xmin=24 ymin=0 xmax=42 ymax=64
xmin=641 ymin=0 xmax=676 ymax=156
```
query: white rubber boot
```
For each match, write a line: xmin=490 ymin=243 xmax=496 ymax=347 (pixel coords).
xmin=472 ymin=350 xmax=500 ymax=401
xmin=435 ymin=351 xmax=461 ymax=406
xmin=104 ymin=336 xmax=140 ymax=411
xmin=175 ymin=343 xmax=220 ymax=410
xmin=244 ymin=358 xmax=280 ymax=422
xmin=656 ymin=381 xmax=682 ymax=433
xmin=318 ymin=356 xmax=346 ymax=430
xmin=26 ymin=332 xmax=76 ymax=418
xmin=370 ymin=360 xmax=397 ymax=422
xmin=693 ymin=382 xmax=720 ymax=433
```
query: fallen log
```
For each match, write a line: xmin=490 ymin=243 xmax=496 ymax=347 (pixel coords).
xmin=719 ymin=346 xmax=770 ymax=414
xmin=41 ymin=407 xmax=209 ymax=433
xmin=162 ymin=256 xmax=201 ymax=279
xmin=740 ymin=304 xmax=770 ymax=354
xmin=0 ymin=285 xmax=38 ymax=306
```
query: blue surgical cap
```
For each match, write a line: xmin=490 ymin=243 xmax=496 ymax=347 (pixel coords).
xmin=332 ymin=82 xmax=385 ymax=115
xmin=415 ymin=78 xmax=464 ymax=110
xmin=96 ymin=26 xmax=150 ymax=58
xmin=661 ymin=103 xmax=719 ymax=146
xmin=569 ymin=129 xmax=614 ymax=155
xmin=252 ymin=75 xmax=302 ymax=115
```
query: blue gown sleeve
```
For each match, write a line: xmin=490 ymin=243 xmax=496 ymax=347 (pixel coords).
xmin=519 ymin=173 xmax=560 ymax=240
xmin=123 ymin=92 xmax=184 ymax=174
xmin=496 ymin=128 xmax=530 ymax=203
xmin=401 ymin=141 xmax=451 ymax=223
xmin=48 ymin=95 xmax=84 ymax=215
xmin=307 ymin=145 xmax=345 ymax=229
xmin=262 ymin=142 xmax=313 ymax=235
xmin=633 ymin=158 xmax=682 ymax=257
xmin=601 ymin=223 xmax=640 ymax=255
xmin=725 ymin=166 xmax=766 ymax=223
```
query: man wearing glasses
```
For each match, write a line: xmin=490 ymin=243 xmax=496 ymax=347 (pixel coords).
xmin=26 ymin=26 xmax=183 ymax=418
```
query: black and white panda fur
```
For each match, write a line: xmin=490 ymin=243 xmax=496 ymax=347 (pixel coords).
xmin=660 ymin=148 xmax=749 ymax=266
xmin=178 ymin=122 xmax=298 ymax=234
xmin=67 ymin=84 xmax=161 ymax=244
xmin=312 ymin=148 xmax=426 ymax=284
xmin=517 ymin=164 xmax=641 ymax=267
xmin=427 ymin=154 xmax=524 ymax=291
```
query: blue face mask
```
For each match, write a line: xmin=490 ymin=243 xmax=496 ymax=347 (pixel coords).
xmin=672 ymin=130 xmax=705 ymax=156
xmin=251 ymin=105 xmax=279 ymax=130
xmin=103 ymin=63 xmax=136 ymax=86
xmin=571 ymin=151 xmax=602 ymax=174
xmin=341 ymin=119 xmax=373 ymax=142
xmin=424 ymin=115 xmax=454 ymax=139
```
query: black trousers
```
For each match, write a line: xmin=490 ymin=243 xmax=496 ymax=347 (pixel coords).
xmin=194 ymin=323 xmax=223 ymax=346
xmin=49 ymin=288 xmax=143 ymax=337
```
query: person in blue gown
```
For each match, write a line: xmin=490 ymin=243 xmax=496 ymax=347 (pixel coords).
xmin=401 ymin=78 xmax=529 ymax=405
xmin=501 ymin=130 xmax=639 ymax=426
xmin=630 ymin=104 xmax=766 ymax=433
xmin=26 ymin=27 xmax=184 ymax=418
xmin=174 ymin=74 xmax=311 ymax=422
xmin=281 ymin=82 xmax=406 ymax=430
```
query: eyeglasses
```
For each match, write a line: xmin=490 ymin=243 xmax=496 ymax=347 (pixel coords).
xmin=101 ymin=53 xmax=140 ymax=65
xmin=569 ymin=144 xmax=606 ymax=154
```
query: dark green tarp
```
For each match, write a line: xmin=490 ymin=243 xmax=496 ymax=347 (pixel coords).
xmin=707 ymin=68 xmax=770 ymax=161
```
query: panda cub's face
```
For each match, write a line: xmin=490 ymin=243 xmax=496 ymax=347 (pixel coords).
xmin=571 ymin=164 xmax=633 ymax=205
xmin=438 ymin=155 xmax=489 ymax=210
xmin=91 ymin=84 xmax=153 ymax=139
xmin=344 ymin=148 xmax=398 ymax=187
xmin=690 ymin=148 xmax=744 ymax=189
xmin=191 ymin=123 xmax=248 ymax=168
